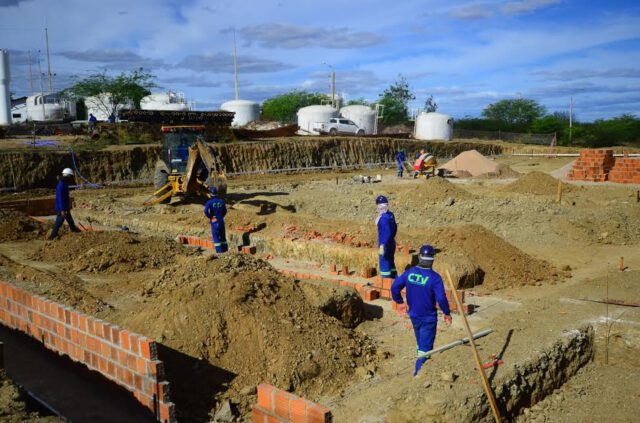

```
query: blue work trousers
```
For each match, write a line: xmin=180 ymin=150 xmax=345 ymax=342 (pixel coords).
xmin=410 ymin=317 xmax=438 ymax=376
xmin=210 ymin=221 xmax=228 ymax=253
xmin=397 ymin=162 xmax=404 ymax=177
xmin=49 ymin=211 xmax=81 ymax=240
xmin=379 ymin=245 xmax=397 ymax=279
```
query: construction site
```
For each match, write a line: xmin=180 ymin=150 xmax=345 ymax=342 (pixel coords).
xmin=0 ymin=128 xmax=638 ymax=423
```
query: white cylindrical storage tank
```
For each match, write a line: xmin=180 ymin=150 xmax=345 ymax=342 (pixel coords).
xmin=340 ymin=105 xmax=376 ymax=135
xmin=296 ymin=105 xmax=338 ymax=135
xmin=415 ymin=112 xmax=454 ymax=141
xmin=140 ymin=92 xmax=190 ymax=111
xmin=221 ymin=99 xmax=260 ymax=127
xmin=0 ymin=49 xmax=11 ymax=125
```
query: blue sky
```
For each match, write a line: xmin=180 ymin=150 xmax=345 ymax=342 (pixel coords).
xmin=1 ymin=0 xmax=639 ymax=121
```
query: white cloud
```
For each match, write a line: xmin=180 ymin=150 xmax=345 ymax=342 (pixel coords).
xmin=501 ymin=0 xmax=561 ymax=15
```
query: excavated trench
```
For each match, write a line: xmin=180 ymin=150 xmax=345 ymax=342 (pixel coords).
xmin=0 ymin=137 xmax=503 ymax=190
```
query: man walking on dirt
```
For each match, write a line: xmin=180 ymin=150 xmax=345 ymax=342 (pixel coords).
xmin=49 ymin=168 xmax=82 ymax=240
xmin=375 ymin=195 xmax=397 ymax=279
xmin=204 ymin=187 xmax=228 ymax=253
xmin=391 ymin=244 xmax=452 ymax=376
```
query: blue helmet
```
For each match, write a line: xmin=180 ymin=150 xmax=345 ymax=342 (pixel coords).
xmin=419 ymin=244 xmax=436 ymax=259
xmin=209 ymin=186 xmax=218 ymax=196
xmin=375 ymin=195 xmax=388 ymax=205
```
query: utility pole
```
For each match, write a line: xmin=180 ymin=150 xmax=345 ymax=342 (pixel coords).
xmin=569 ymin=96 xmax=573 ymax=144
xmin=37 ymin=51 xmax=45 ymax=120
xmin=331 ymin=69 xmax=335 ymax=107
xmin=45 ymin=27 xmax=53 ymax=93
xmin=27 ymin=50 xmax=34 ymax=95
xmin=232 ymin=30 xmax=239 ymax=100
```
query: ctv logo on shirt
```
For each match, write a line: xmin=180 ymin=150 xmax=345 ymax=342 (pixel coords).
xmin=408 ymin=273 xmax=429 ymax=286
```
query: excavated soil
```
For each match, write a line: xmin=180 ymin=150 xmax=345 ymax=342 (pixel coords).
xmin=31 ymin=231 xmax=194 ymax=274
xmin=0 ymin=210 xmax=49 ymax=242
xmin=103 ymin=253 xmax=377 ymax=422
xmin=0 ymin=370 xmax=62 ymax=423
xmin=396 ymin=177 xmax=476 ymax=203
xmin=428 ymin=224 xmax=564 ymax=289
xmin=501 ymin=171 xmax=574 ymax=196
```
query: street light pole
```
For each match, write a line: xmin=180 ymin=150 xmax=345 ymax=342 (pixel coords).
xmin=322 ymin=62 xmax=335 ymax=107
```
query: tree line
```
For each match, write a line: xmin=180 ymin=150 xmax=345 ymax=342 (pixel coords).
xmin=66 ymin=69 xmax=639 ymax=147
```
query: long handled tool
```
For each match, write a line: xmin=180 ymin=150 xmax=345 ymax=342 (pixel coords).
xmin=445 ymin=269 xmax=502 ymax=423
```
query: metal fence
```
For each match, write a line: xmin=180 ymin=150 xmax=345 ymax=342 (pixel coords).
xmin=454 ymin=128 xmax=554 ymax=145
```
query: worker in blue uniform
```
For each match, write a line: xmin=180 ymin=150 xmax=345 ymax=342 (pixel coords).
xmin=395 ymin=149 xmax=406 ymax=177
xmin=375 ymin=195 xmax=397 ymax=279
xmin=391 ymin=244 xmax=452 ymax=376
xmin=49 ymin=168 xmax=82 ymax=240
xmin=204 ymin=186 xmax=228 ymax=253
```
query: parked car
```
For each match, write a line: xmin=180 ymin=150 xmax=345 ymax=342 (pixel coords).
xmin=313 ymin=118 xmax=365 ymax=135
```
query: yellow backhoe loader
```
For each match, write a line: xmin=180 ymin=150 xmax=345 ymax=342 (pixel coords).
xmin=144 ymin=125 xmax=227 ymax=205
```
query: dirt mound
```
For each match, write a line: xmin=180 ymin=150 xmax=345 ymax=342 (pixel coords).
xmin=501 ymin=171 xmax=573 ymax=195
xmin=439 ymin=150 xmax=518 ymax=178
xmin=0 ymin=370 xmax=63 ymax=423
xmin=430 ymin=224 xmax=564 ymax=289
xmin=397 ymin=177 xmax=475 ymax=205
xmin=119 ymin=254 xmax=377 ymax=421
xmin=31 ymin=231 xmax=192 ymax=273
xmin=0 ymin=210 xmax=49 ymax=242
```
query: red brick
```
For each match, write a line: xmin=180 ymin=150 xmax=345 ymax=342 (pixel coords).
xmin=341 ymin=265 xmax=349 ymax=276
xmin=363 ymin=287 xmax=380 ymax=302
xmin=382 ymin=278 xmax=394 ymax=290
xmin=139 ymin=338 xmax=158 ymax=360
xmin=136 ymin=357 xmax=147 ymax=374
xmin=289 ymin=398 xmax=308 ymax=423
xmin=149 ymin=360 xmax=165 ymax=380
xmin=257 ymin=383 xmax=276 ymax=413
xmin=120 ymin=330 xmax=131 ymax=350
xmin=307 ymin=404 xmax=332 ymax=423
xmin=158 ymin=402 xmax=176 ymax=423
xmin=158 ymin=381 xmax=171 ymax=402
xmin=252 ymin=406 xmax=270 ymax=423
xmin=129 ymin=333 xmax=140 ymax=354
xmin=274 ymin=390 xmax=292 ymax=419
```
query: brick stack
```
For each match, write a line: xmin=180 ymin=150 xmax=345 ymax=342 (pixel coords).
xmin=567 ymin=149 xmax=615 ymax=182
xmin=373 ymin=277 xmax=394 ymax=299
xmin=0 ymin=280 xmax=176 ymax=423
xmin=253 ymin=383 xmax=332 ymax=423
xmin=608 ymin=154 xmax=640 ymax=184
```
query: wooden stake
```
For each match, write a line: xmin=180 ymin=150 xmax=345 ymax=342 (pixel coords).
xmin=556 ymin=180 xmax=563 ymax=203
xmin=619 ymin=257 xmax=624 ymax=272
xmin=444 ymin=269 xmax=502 ymax=423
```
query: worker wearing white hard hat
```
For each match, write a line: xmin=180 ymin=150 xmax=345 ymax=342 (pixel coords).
xmin=49 ymin=168 xmax=81 ymax=240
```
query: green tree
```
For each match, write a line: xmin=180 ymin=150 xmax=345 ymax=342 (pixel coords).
xmin=262 ymin=90 xmax=328 ymax=122
xmin=68 ymin=68 xmax=156 ymax=117
xmin=423 ymin=95 xmax=438 ymax=113
xmin=378 ymin=74 xmax=415 ymax=125
xmin=481 ymin=98 xmax=546 ymax=130
xmin=346 ymin=97 xmax=369 ymax=106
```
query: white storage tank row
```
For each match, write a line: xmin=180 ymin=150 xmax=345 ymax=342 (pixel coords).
xmin=221 ymin=99 xmax=260 ymax=127
xmin=414 ymin=112 xmax=453 ymax=141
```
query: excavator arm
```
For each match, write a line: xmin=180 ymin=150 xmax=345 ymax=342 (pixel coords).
xmin=181 ymin=138 xmax=227 ymax=197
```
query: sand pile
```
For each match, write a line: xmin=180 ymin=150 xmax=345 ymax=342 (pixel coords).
xmin=120 ymin=254 xmax=377 ymax=421
xmin=439 ymin=150 xmax=519 ymax=178
xmin=427 ymin=224 xmax=563 ymax=289
xmin=397 ymin=177 xmax=475 ymax=205
xmin=0 ymin=210 xmax=49 ymax=242
xmin=31 ymin=231 xmax=193 ymax=274
xmin=501 ymin=171 xmax=573 ymax=196
xmin=0 ymin=370 xmax=63 ymax=423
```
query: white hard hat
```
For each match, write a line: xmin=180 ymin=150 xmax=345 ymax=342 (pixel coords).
xmin=62 ymin=168 xmax=74 ymax=177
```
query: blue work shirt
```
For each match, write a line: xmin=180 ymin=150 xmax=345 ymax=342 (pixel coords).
xmin=55 ymin=179 xmax=71 ymax=212
xmin=396 ymin=151 xmax=406 ymax=164
xmin=391 ymin=266 xmax=451 ymax=320
xmin=204 ymin=197 xmax=227 ymax=222
xmin=377 ymin=211 xmax=397 ymax=247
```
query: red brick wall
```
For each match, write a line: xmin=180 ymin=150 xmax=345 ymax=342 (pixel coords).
xmin=567 ymin=149 xmax=615 ymax=182
xmin=608 ymin=155 xmax=640 ymax=184
xmin=252 ymin=383 xmax=332 ymax=423
xmin=0 ymin=280 xmax=176 ymax=423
